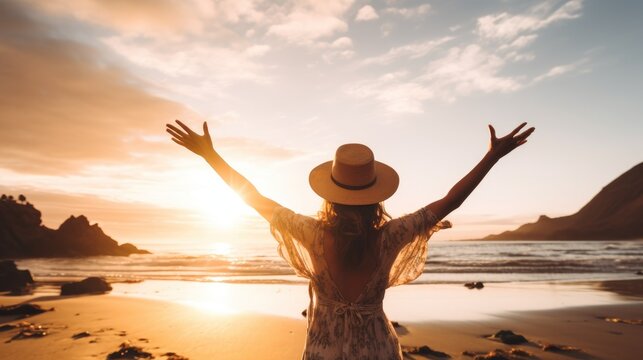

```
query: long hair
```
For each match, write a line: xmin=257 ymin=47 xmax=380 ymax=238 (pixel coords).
xmin=318 ymin=200 xmax=391 ymax=270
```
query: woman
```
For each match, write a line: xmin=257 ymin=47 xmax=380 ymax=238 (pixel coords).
xmin=166 ymin=120 xmax=534 ymax=359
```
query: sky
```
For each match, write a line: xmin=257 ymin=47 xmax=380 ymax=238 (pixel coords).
xmin=1 ymin=0 xmax=641 ymax=251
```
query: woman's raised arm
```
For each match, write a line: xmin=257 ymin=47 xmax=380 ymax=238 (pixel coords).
xmin=166 ymin=120 xmax=282 ymax=222
xmin=427 ymin=122 xmax=535 ymax=221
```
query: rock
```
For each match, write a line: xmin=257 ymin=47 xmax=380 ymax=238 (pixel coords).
xmin=8 ymin=322 xmax=48 ymax=341
xmin=301 ymin=308 xmax=307 ymax=317
xmin=541 ymin=343 xmax=582 ymax=352
xmin=0 ymin=196 xmax=149 ymax=258
xmin=119 ymin=242 xmax=151 ymax=255
xmin=60 ymin=277 xmax=112 ymax=296
xmin=600 ymin=316 xmax=643 ymax=325
xmin=635 ymin=270 xmax=643 ymax=275
xmin=0 ymin=303 xmax=48 ymax=316
xmin=72 ymin=331 xmax=91 ymax=339
xmin=482 ymin=162 xmax=643 ymax=241
xmin=0 ymin=324 xmax=19 ymax=332
xmin=162 ymin=352 xmax=190 ymax=360
xmin=507 ymin=348 xmax=534 ymax=357
xmin=0 ymin=260 xmax=34 ymax=293
xmin=402 ymin=345 xmax=450 ymax=358
xmin=473 ymin=350 xmax=510 ymax=360
xmin=465 ymin=282 xmax=485 ymax=289
xmin=486 ymin=330 xmax=528 ymax=344
xmin=391 ymin=321 xmax=400 ymax=328
xmin=107 ymin=342 xmax=153 ymax=359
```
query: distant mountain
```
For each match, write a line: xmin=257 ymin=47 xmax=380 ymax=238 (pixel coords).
xmin=483 ymin=162 xmax=643 ymax=240
xmin=0 ymin=195 xmax=150 ymax=258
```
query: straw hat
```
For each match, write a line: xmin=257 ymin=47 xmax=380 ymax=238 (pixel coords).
xmin=309 ymin=143 xmax=399 ymax=205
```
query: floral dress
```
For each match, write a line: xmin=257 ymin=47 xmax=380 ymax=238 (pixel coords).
xmin=270 ymin=205 xmax=451 ymax=360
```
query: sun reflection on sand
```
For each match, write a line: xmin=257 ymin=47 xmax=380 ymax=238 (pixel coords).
xmin=179 ymin=283 xmax=238 ymax=315
xmin=110 ymin=280 xmax=632 ymax=322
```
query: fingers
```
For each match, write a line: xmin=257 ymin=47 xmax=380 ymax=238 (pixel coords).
xmin=166 ymin=126 xmax=185 ymax=140
xmin=488 ymin=124 xmax=497 ymax=140
xmin=515 ymin=127 xmax=535 ymax=141
xmin=166 ymin=124 xmax=188 ymax=138
xmin=170 ymin=137 xmax=185 ymax=146
xmin=175 ymin=119 xmax=197 ymax=136
xmin=203 ymin=121 xmax=210 ymax=138
xmin=509 ymin=122 xmax=527 ymax=137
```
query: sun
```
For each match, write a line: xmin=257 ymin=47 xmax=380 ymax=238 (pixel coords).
xmin=194 ymin=185 xmax=250 ymax=229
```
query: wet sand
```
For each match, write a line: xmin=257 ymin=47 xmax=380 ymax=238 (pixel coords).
xmin=1 ymin=280 xmax=642 ymax=359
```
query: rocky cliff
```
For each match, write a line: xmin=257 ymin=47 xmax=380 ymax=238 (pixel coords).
xmin=483 ymin=162 xmax=643 ymax=240
xmin=0 ymin=196 xmax=149 ymax=258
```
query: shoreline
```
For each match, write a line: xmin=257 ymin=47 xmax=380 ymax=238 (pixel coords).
xmin=1 ymin=279 xmax=642 ymax=359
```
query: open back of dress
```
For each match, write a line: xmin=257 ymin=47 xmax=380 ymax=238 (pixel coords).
xmin=270 ymin=205 xmax=451 ymax=360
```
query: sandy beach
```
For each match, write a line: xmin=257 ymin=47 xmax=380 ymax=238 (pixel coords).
xmin=2 ymin=279 xmax=642 ymax=360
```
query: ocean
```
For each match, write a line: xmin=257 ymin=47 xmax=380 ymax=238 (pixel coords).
xmin=15 ymin=240 xmax=643 ymax=285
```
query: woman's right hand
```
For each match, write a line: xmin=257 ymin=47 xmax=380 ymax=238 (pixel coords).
xmin=487 ymin=122 xmax=535 ymax=160
xmin=166 ymin=120 xmax=215 ymax=158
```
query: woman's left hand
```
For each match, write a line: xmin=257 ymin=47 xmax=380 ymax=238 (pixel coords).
xmin=488 ymin=122 xmax=535 ymax=160
xmin=166 ymin=120 xmax=214 ymax=158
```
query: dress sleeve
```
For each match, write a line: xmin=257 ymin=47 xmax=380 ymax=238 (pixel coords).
xmin=269 ymin=206 xmax=319 ymax=279
xmin=381 ymin=205 xmax=452 ymax=287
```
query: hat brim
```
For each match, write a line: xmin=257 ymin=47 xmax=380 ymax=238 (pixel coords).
xmin=309 ymin=161 xmax=399 ymax=205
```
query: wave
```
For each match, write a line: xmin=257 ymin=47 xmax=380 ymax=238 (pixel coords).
xmin=15 ymin=240 xmax=643 ymax=284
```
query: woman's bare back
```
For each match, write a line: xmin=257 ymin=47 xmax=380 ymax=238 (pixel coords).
xmin=321 ymin=230 xmax=381 ymax=302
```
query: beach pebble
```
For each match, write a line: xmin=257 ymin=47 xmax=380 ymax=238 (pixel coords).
xmin=507 ymin=348 xmax=534 ymax=357
xmin=72 ymin=331 xmax=91 ymax=339
xmin=8 ymin=322 xmax=48 ymax=341
xmin=541 ymin=343 xmax=582 ymax=352
xmin=465 ymin=282 xmax=484 ymax=289
xmin=0 ymin=324 xmax=18 ymax=332
xmin=106 ymin=342 xmax=153 ymax=359
xmin=486 ymin=330 xmax=528 ymax=344
xmin=0 ymin=303 xmax=48 ymax=317
xmin=464 ymin=348 xmax=533 ymax=360
xmin=601 ymin=317 xmax=643 ymax=325
xmin=162 ymin=352 xmax=190 ymax=360
xmin=60 ymin=277 xmax=112 ymax=296
xmin=402 ymin=345 xmax=450 ymax=358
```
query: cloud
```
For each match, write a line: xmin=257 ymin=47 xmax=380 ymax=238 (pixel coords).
xmin=384 ymin=4 xmax=430 ymax=18
xmin=25 ymin=0 xmax=270 ymax=38
xmin=103 ymin=37 xmax=270 ymax=83
xmin=532 ymin=57 xmax=590 ymax=83
xmin=25 ymin=0 xmax=213 ymax=37
xmin=216 ymin=137 xmax=303 ymax=160
xmin=0 ymin=1 xmax=200 ymax=174
xmin=345 ymin=71 xmax=432 ymax=114
xmin=420 ymin=45 xmax=522 ymax=99
xmin=499 ymin=34 xmax=539 ymax=51
xmin=0 ymin=1 xmax=296 ymax=177
xmin=355 ymin=5 xmax=379 ymax=21
xmin=331 ymin=36 xmax=353 ymax=48
xmin=347 ymin=44 xmax=522 ymax=113
xmin=267 ymin=0 xmax=354 ymax=44
xmin=476 ymin=0 xmax=583 ymax=40
xmin=361 ymin=36 xmax=453 ymax=65
xmin=346 ymin=1 xmax=587 ymax=113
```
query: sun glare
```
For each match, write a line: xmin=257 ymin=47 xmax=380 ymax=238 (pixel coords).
xmin=181 ymin=283 xmax=237 ymax=315
xmin=176 ymin=166 xmax=252 ymax=229
xmin=208 ymin=242 xmax=232 ymax=256
xmin=196 ymin=189 xmax=248 ymax=228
